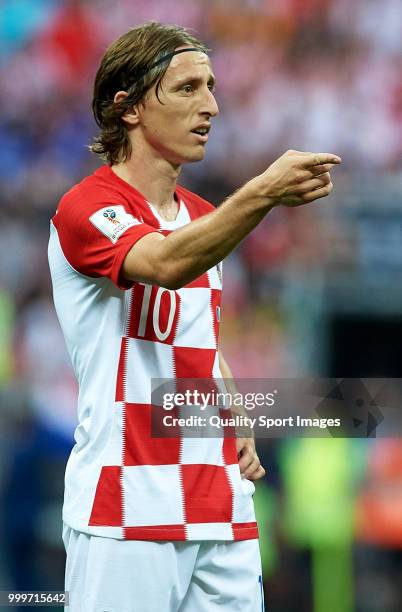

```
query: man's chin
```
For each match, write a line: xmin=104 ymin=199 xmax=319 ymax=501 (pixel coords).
xmin=183 ymin=148 xmax=206 ymax=164
xmin=167 ymin=147 xmax=206 ymax=166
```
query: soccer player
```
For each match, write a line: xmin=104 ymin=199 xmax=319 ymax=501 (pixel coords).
xmin=48 ymin=21 xmax=341 ymax=612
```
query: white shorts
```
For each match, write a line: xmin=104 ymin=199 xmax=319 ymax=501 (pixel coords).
xmin=63 ymin=524 xmax=264 ymax=612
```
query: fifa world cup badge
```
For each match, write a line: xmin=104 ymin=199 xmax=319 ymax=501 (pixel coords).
xmin=103 ymin=209 xmax=120 ymax=224
xmin=90 ymin=205 xmax=141 ymax=244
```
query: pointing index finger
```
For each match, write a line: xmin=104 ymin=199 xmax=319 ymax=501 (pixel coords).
xmin=302 ymin=153 xmax=342 ymax=167
xmin=309 ymin=163 xmax=338 ymax=176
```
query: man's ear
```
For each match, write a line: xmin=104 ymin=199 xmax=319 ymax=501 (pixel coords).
xmin=113 ymin=90 xmax=141 ymax=126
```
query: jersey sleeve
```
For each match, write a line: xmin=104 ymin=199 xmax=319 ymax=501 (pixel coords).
xmin=52 ymin=200 xmax=160 ymax=289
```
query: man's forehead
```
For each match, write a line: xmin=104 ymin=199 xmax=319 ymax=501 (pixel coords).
xmin=166 ymin=49 xmax=213 ymax=79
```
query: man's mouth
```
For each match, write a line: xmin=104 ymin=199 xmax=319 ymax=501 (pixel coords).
xmin=190 ymin=125 xmax=210 ymax=142
xmin=191 ymin=127 xmax=209 ymax=136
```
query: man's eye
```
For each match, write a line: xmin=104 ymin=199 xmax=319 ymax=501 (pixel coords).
xmin=208 ymin=83 xmax=216 ymax=92
xmin=182 ymin=85 xmax=193 ymax=93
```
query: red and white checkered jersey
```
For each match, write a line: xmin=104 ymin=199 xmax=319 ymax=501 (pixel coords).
xmin=48 ymin=165 xmax=258 ymax=541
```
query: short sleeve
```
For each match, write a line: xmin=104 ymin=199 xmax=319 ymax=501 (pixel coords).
xmin=52 ymin=201 xmax=160 ymax=289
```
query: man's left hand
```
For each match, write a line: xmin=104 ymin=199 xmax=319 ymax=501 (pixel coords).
xmin=236 ymin=437 xmax=266 ymax=481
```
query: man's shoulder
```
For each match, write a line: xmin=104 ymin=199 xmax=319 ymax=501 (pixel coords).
xmin=57 ymin=165 xmax=121 ymax=212
xmin=176 ymin=184 xmax=216 ymax=219
xmin=54 ymin=166 xmax=148 ymax=228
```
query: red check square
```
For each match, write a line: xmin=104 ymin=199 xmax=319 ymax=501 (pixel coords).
xmin=181 ymin=464 xmax=233 ymax=523
xmin=124 ymin=403 xmax=181 ymax=466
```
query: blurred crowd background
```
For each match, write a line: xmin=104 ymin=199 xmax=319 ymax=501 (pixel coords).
xmin=1 ymin=0 xmax=402 ymax=610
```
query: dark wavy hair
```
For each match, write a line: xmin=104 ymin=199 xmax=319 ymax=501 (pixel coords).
xmin=90 ymin=22 xmax=207 ymax=165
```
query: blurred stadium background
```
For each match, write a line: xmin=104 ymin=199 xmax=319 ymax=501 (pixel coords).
xmin=1 ymin=0 xmax=402 ymax=610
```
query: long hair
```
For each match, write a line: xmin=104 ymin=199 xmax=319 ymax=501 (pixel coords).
xmin=90 ymin=22 xmax=207 ymax=165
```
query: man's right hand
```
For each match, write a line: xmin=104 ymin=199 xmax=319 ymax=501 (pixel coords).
xmin=251 ymin=149 xmax=342 ymax=208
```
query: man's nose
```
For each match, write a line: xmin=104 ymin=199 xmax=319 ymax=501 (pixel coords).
xmin=201 ymin=89 xmax=219 ymax=118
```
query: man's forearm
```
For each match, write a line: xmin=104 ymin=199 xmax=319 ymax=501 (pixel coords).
xmin=219 ymin=350 xmax=265 ymax=480
xmin=219 ymin=350 xmax=254 ymax=438
xmin=156 ymin=180 xmax=272 ymax=288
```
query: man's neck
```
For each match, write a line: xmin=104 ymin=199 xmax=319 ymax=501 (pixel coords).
xmin=111 ymin=149 xmax=182 ymax=222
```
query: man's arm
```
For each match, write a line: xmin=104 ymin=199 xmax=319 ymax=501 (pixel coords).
xmin=122 ymin=150 xmax=341 ymax=288
xmin=218 ymin=350 xmax=266 ymax=482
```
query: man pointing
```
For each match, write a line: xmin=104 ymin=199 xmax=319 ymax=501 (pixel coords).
xmin=48 ymin=21 xmax=340 ymax=612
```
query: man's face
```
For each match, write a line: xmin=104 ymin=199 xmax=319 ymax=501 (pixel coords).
xmin=136 ymin=49 xmax=219 ymax=165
